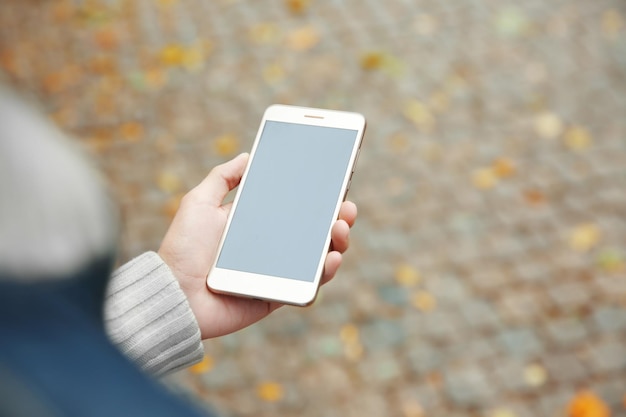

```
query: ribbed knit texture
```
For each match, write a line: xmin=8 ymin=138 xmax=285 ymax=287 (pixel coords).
xmin=105 ymin=252 xmax=204 ymax=376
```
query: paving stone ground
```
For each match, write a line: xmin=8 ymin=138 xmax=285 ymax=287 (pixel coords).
xmin=2 ymin=1 xmax=625 ymax=416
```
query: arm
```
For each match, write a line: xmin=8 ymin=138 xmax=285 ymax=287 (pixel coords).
xmin=104 ymin=252 xmax=204 ymax=376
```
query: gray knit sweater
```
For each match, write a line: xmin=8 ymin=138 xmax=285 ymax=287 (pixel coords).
xmin=105 ymin=251 xmax=204 ymax=376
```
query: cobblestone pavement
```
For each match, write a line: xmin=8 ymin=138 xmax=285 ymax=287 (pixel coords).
xmin=2 ymin=0 xmax=626 ymax=416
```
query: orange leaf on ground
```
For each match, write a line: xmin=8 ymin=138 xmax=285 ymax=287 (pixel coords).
xmin=567 ymin=391 xmax=610 ymax=417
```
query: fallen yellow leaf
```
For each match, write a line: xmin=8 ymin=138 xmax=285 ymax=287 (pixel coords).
xmin=602 ymin=9 xmax=624 ymax=39
xmin=403 ymin=100 xmax=435 ymax=132
xmin=285 ymin=0 xmax=310 ymax=15
xmin=360 ymin=51 xmax=385 ymax=70
xmin=569 ymin=224 xmax=601 ymax=252
xmin=339 ymin=324 xmax=359 ymax=344
xmin=492 ymin=157 xmax=516 ymax=178
xmin=411 ymin=290 xmax=437 ymax=312
xmin=189 ymin=355 xmax=214 ymax=374
xmin=213 ymin=133 xmax=240 ymax=156
xmin=286 ymin=26 xmax=320 ymax=51
xmin=534 ymin=112 xmax=563 ymax=139
xmin=523 ymin=363 xmax=548 ymax=387
xmin=257 ymin=381 xmax=284 ymax=402
xmin=472 ymin=167 xmax=498 ymax=189
xmin=564 ymin=126 xmax=592 ymax=151
xmin=402 ymin=400 xmax=425 ymax=417
xmin=395 ymin=264 xmax=421 ymax=287
xmin=156 ymin=171 xmax=182 ymax=193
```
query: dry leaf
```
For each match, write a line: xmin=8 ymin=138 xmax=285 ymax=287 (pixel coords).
xmin=403 ymin=100 xmax=435 ymax=132
xmin=569 ymin=224 xmax=601 ymax=252
xmin=157 ymin=171 xmax=182 ymax=193
xmin=490 ymin=408 xmax=517 ymax=417
xmin=596 ymin=248 xmax=625 ymax=272
xmin=602 ymin=9 xmax=624 ymax=39
xmin=564 ymin=126 xmax=592 ymax=151
xmin=402 ymin=400 xmax=425 ymax=417
xmin=411 ymin=291 xmax=437 ymax=312
xmin=395 ymin=264 xmax=421 ymax=287
xmin=360 ymin=51 xmax=385 ymax=70
xmin=340 ymin=324 xmax=359 ymax=344
xmin=263 ymin=63 xmax=286 ymax=84
xmin=144 ymin=68 xmax=168 ymax=89
xmin=287 ymin=26 xmax=320 ymax=51
xmin=257 ymin=381 xmax=284 ymax=402
xmin=213 ymin=133 xmax=240 ymax=156
xmin=285 ymin=0 xmax=310 ymax=15
xmin=94 ymin=28 xmax=120 ymax=50
xmin=567 ymin=391 xmax=610 ymax=417
xmin=119 ymin=122 xmax=145 ymax=142
xmin=249 ymin=23 xmax=280 ymax=44
xmin=189 ymin=355 xmax=215 ymax=374
xmin=534 ymin=112 xmax=563 ymax=139
xmin=492 ymin=157 xmax=516 ymax=178
xmin=523 ymin=189 xmax=547 ymax=206
xmin=472 ymin=168 xmax=498 ymax=189
xmin=523 ymin=364 xmax=548 ymax=387
xmin=160 ymin=44 xmax=185 ymax=66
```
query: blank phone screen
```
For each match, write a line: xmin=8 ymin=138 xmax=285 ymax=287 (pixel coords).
xmin=216 ymin=121 xmax=358 ymax=282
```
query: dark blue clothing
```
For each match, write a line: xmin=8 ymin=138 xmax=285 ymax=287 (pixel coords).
xmin=0 ymin=258 xmax=212 ymax=417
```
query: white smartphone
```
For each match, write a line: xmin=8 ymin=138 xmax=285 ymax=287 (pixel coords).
xmin=207 ymin=104 xmax=366 ymax=306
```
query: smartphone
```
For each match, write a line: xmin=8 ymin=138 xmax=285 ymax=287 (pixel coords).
xmin=207 ymin=104 xmax=366 ymax=306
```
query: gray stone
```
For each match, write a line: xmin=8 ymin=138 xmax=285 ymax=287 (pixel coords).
xmin=443 ymin=363 xmax=497 ymax=406
xmin=377 ymin=285 xmax=409 ymax=307
xmin=496 ymin=328 xmax=543 ymax=358
xmin=544 ymin=316 xmax=588 ymax=346
xmin=459 ymin=300 xmax=502 ymax=331
xmin=406 ymin=343 xmax=443 ymax=375
xmin=499 ymin=288 xmax=547 ymax=323
xmin=360 ymin=318 xmax=406 ymax=351
xmin=591 ymin=305 xmax=626 ymax=332
xmin=357 ymin=352 xmax=404 ymax=385
xmin=492 ymin=357 xmax=535 ymax=394
xmin=543 ymin=352 xmax=588 ymax=382
xmin=425 ymin=274 xmax=470 ymax=304
xmin=587 ymin=338 xmax=626 ymax=374
xmin=547 ymin=281 xmax=592 ymax=312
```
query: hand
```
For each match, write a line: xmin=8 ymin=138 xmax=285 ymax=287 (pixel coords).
xmin=158 ymin=153 xmax=357 ymax=340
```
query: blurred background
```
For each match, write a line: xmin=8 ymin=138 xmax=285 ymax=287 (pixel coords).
xmin=1 ymin=0 xmax=625 ymax=416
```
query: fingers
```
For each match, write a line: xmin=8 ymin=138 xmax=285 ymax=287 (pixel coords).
xmin=330 ymin=219 xmax=350 ymax=253
xmin=320 ymin=251 xmax=342 ymax=285
xmin=331 ymin=201 xmax=357 ymax=254
xmin=338 ymin=201 xmax=357 ymax=227
xmin=190 ymin=153 xmax=249 ymax=207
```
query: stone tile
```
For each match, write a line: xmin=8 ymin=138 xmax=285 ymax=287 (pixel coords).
xmin=360 ymin=318 xmax=407 ymax=352
xmin=542 ymin=352 xmax=589 ymax=383
xmin=547 ymin=281 xmax=593 ymax=312
xmin=587 ymin=337 xmax=626 ymax=374
xmin=443 ymin=363 xmax=497 ymax=407
xmin=496 ymin=327 xmax=544 ymax=358
xmin=543 ymin=316 xmax=589 ymax=347
xmin=590 ymin=305 xmax=626 ymax=332
xmin=4 ymin=1 xmax=626 ymax=416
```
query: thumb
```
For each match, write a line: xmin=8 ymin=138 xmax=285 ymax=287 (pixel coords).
xmin=192 ymin=153 xmax=249 ymax=207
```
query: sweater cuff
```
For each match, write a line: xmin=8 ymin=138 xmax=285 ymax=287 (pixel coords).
xmin=105 ymin=251 xmax=204 ymax=376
